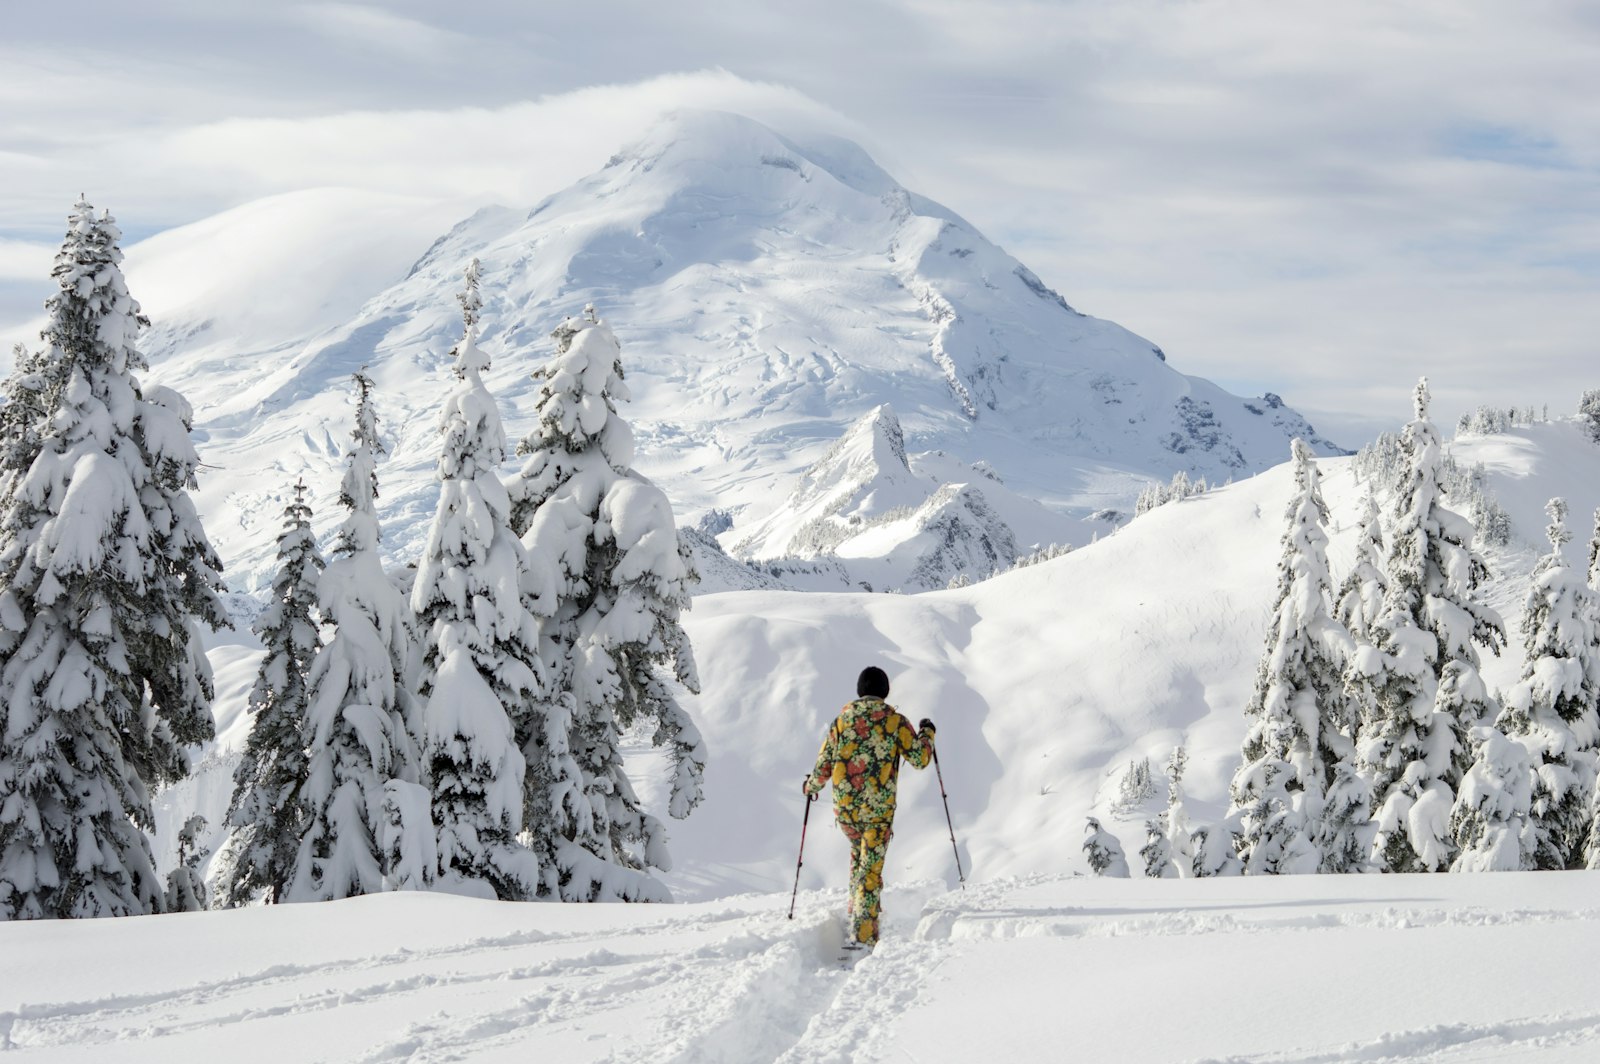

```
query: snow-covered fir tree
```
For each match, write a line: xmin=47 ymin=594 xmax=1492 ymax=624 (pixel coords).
xmin=1451 ymin=723 xmax=1537 ymax=871
xmin=1083 ymin=817 xmax=1129 ymax=877
xmin=1584 ymin=509 xmax=1600 ymax=868
xmin=0 ymin=200 xmax=225 ymax=920
xmin=1335 ymin=492 xmax=1388 ymax=643
xmin=1579 ymin=390 xmax=1600 ymax=443
xmin=1111 ymin=757 xmax=1157 ymax=817
xmin=1140 ymin=819 xmax=1173 ymax=879
xmin=1189 ymin=820 xmax=1242 ymax=877
xmin=1229 ymin=439 xmax=1352 ymax=875
xmin=509 ymin=307 xmax=706 ymax=901
xmin=289 ymin=372 xmax=424 ymax=902
xmin=1353 ymin=379 xmax=1505 ymax=873
xmin=1160 ymin=747 xmax=1195 ymax=878
xmin=165 ymin=815 xmax=211 ymax=913
xmin=1586 ymin=508 xmax=1600 ymax=590
xmin=1312 ymin=762 xmax=1376 ymax=874
xmin=218 ymin=481 xmax=324 ymax=906
xmin=0 ymin=344 xmax=50 ymax=507
xmin=411 ymin=260 xmax=542 ymax=900
xmin=1479 ymin=499 xmax=1599 ymax=869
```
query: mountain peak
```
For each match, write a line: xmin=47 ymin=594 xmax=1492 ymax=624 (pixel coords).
xmin=793 ymin=403 xmax=910 ymax=509
xmin=130 ymin=110 xmax=1343 ymax=589
xmin=603 ymin=109 xmax=904 ymax=203
xmin=732 ymin=404 xmax=920 ymax=562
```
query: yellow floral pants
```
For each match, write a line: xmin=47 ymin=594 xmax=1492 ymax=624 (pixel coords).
xmin=840 ymin=819 xmax=893 ymax=945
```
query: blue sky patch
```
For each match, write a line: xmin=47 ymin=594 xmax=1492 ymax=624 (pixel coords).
xmin=1442 ymin=123 xmax=1572 ymax=171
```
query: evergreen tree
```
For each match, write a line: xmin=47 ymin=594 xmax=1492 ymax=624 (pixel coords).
xmin=1335 ymin=492 xmax=1388 ymax=643
xmin=411 ymin=260 xmax=541 ymax=900
xmin=0 ymin=200 xmax=224 ymax=920
xmin=1140 ymin=818 xmax=1174 ymax=879
xmin=509 ymin=307 xmax=705 ymax=901
xmin=379 ymin=779 xmax=437 ymax=892
xmin=165 ymin=815 xmax=211 ymax=912
xmin=1586 ymin=508 xmax=1600 ymax=590
xmin=1330 ymin=487 xmax=1388 ymax=870
xmin=1584 ymin=508 xmax=1600 ymax=868
xmin=1580 ymin=390 xmax=1600 ymax=443
xmin=1312 ymin=762 xmax=1376 ymax=873
xmin=1353 ymin=379 xmax=1505 ymax=872
xmin=218 ymin=481 xmax=324 ymax=906
xmin=1189 ymin=821 xmax=1243 ymax=877
xmin=1484 ymin=499 xmax=1599 ymax=869
xmin=289 ymin=372 xmax=423 ymax=902
xmin=1229 ymin=440 xmax=1351 ymax=874
xmin=1451 ymin=723 xmax=1537 ymax=871
xmin=1083 ymin=817 xmax=1129 ymax=877
xmin=0 ymin=343 xmax=50 ymax=507
xmin=1161 ymin=747 xmax=1195 ymax=878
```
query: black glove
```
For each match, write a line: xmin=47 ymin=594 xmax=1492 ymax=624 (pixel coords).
xmin=919 ymin=718 xmax=936 ymax=734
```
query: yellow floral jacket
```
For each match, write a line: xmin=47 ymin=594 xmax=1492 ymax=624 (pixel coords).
xmin=805 ymin=698 xmax=935 ymax=824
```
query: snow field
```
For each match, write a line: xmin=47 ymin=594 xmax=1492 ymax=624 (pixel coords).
xmin=906 ymin=872 xmax=1600 ymax=1064
xmin=5 ymin=872 xmax=1600 ymax=1062
xmin=0 ymin=882 xmax=930 ymax=1062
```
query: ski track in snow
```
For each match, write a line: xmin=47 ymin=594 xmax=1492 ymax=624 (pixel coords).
xmin=7 ymin=874 xmax=1600 ymax=1061
xmin=1 ymin=890 xmax=940 ymax=1062
xmin=1187 ymin=1012 xmax=1600 ymax=1064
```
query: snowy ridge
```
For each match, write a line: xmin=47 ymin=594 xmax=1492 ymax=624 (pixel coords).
xmin=729 ymin=405 xmax=1081 ymax=591
xmin=118 ymin=109 xmax=1341 ymax=592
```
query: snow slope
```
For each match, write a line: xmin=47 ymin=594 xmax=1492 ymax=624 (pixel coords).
xmin=10 ymin=420 xmax=1600 ymax=1061
xmin=117 ymin=110 xmax=1341 ymax=591
xmin=152 ymin=420 xmax=1600 ymax=904
xmin=5 ymin=873 xmax=1600 ymax=1062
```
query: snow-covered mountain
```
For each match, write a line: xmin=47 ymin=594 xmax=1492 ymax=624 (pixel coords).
xmin=120 ymin=109 xmax=1341 ymax=591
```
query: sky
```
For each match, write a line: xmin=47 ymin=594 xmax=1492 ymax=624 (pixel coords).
xmin=2 ymin=0 xmax=1598 ymax=444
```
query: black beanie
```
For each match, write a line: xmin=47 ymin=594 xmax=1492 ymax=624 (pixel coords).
xmin=857 ymin=666 xmax=890 ymax=699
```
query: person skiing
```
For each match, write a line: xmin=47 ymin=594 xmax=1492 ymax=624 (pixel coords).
xmin=803 ymin=666 xmax=936 ymax=950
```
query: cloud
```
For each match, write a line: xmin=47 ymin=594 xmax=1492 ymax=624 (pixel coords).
xmin=0 ymin=239 xmax=53 ymax=282
xmin=2 ymin=2 xmax=1598 ymax=433
xmin=138 ymin=71 xmax=867 ymax=208
xmin=284 ymin=4 xmax=471 ymax=61
xmin=0 ymin=69 xmax=865 ymax=228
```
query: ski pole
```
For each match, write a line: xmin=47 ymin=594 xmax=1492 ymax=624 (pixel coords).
xmin=932 ymin=746 xmax=966 ymax=889
xmin=788 ymin=783 xmax=817 ymax=919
